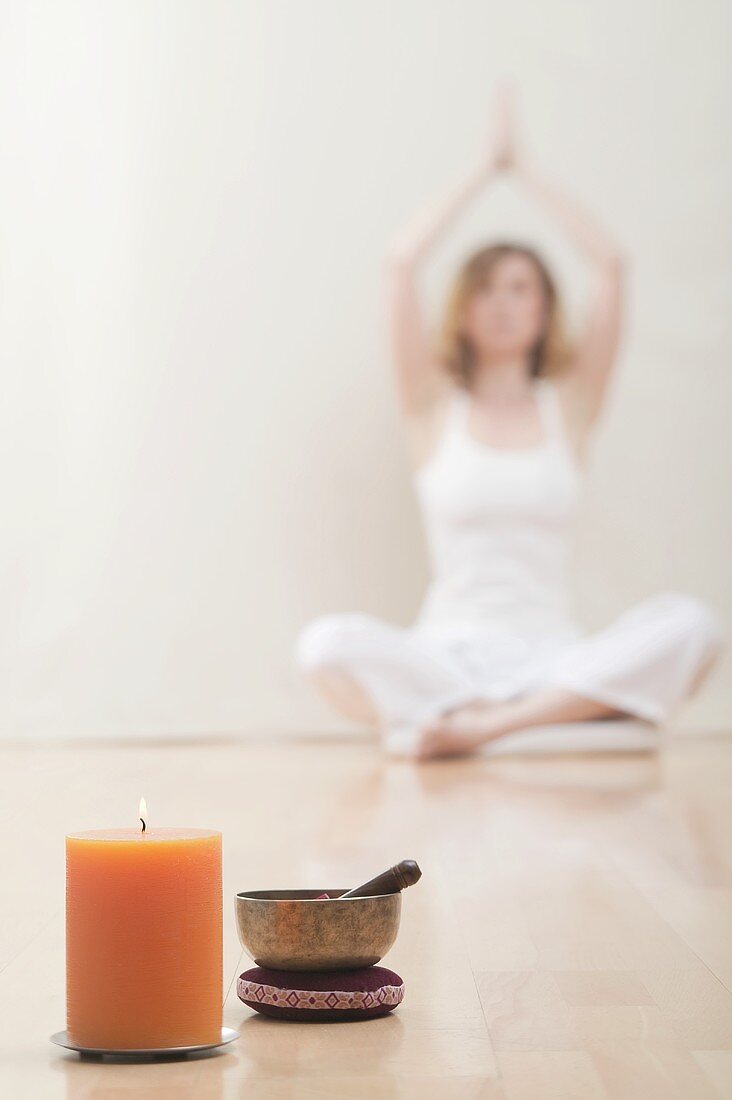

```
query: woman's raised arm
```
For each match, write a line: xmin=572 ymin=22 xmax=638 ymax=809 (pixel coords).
xmin=386 ymin=93 xmax=511 ymax=415
xmin=517 ymin=164 xmax=625 ymax=426
xmin=387 ymin=161 xmax=495 ymax=414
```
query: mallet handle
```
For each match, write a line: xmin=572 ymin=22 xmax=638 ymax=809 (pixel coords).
xmin=339 ymin=859 xmax=422 ymax=899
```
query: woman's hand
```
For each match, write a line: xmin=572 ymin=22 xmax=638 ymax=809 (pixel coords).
xmin=488 ymin=82 xmax=521 ymax=173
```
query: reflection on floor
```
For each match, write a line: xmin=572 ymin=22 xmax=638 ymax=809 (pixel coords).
xmin=1 ymin=732 xmax=731 ymax=1098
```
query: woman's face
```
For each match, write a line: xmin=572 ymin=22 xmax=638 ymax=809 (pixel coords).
xmin=462 ymin=253 xmax=548 ymax=362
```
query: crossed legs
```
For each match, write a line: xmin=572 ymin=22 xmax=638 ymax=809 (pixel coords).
xmin=297 ymin=595 xmax=724 ymax=761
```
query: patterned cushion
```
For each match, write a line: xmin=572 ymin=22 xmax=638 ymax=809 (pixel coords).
xmin=237 ymin=965 xmax=404 ymax=1022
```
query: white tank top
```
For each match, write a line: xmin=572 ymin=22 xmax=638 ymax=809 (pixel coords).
xmin=414 ymin=381 xmax=581 ymax=640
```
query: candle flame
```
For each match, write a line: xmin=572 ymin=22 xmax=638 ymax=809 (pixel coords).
xmin=139 ymin=796 xmax=147 ymax=833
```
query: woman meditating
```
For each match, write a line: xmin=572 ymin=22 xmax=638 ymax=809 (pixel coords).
xmin=297 ymin=92 xmax=723 ymax=759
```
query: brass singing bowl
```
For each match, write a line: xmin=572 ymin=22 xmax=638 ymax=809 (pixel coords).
xmin=235 ymin=889 xmax=402 ymax=971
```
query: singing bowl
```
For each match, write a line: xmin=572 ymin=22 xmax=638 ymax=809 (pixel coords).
xmin=235 ymin=889 xmax=402 ymax=971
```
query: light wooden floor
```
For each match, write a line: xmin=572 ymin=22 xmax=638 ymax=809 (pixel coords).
xmin=1 ymin=733 xmax=732 ymax=1099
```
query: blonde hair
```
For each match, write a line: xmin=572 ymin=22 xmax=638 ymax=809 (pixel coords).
xmin=439 ymin=242 xmax=573 ymax=387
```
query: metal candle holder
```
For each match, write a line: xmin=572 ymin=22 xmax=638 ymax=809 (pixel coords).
xmin=50 ymin=1027 xmax=238 ymax=1061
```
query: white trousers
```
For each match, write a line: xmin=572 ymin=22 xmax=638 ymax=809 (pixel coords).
xmin=296 ymin=593 xmax=724 ymax=727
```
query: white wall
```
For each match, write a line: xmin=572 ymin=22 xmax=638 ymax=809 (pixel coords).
xmin=2 ymin=0 xmax=730 ymax=737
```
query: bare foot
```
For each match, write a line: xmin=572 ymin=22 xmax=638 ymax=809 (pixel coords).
xmin=416 ymin=722 xmax=483 ymax=759
xmin=415 ymin=702 xmax=498 ymax=760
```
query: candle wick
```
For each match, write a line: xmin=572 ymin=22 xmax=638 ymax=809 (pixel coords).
xmin=140 ymin=817 xmax=146 ymax=833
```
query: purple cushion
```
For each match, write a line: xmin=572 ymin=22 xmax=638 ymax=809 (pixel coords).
xmin=237 ymin=965 xmax=404 ymax=1022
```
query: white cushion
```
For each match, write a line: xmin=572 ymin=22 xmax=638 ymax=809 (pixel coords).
xmin=384 ymin=719 xmax=659 ymax=757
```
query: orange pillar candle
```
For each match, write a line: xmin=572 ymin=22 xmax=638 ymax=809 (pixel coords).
xmin=66 ymin=816 xmax=222 ymax=1050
